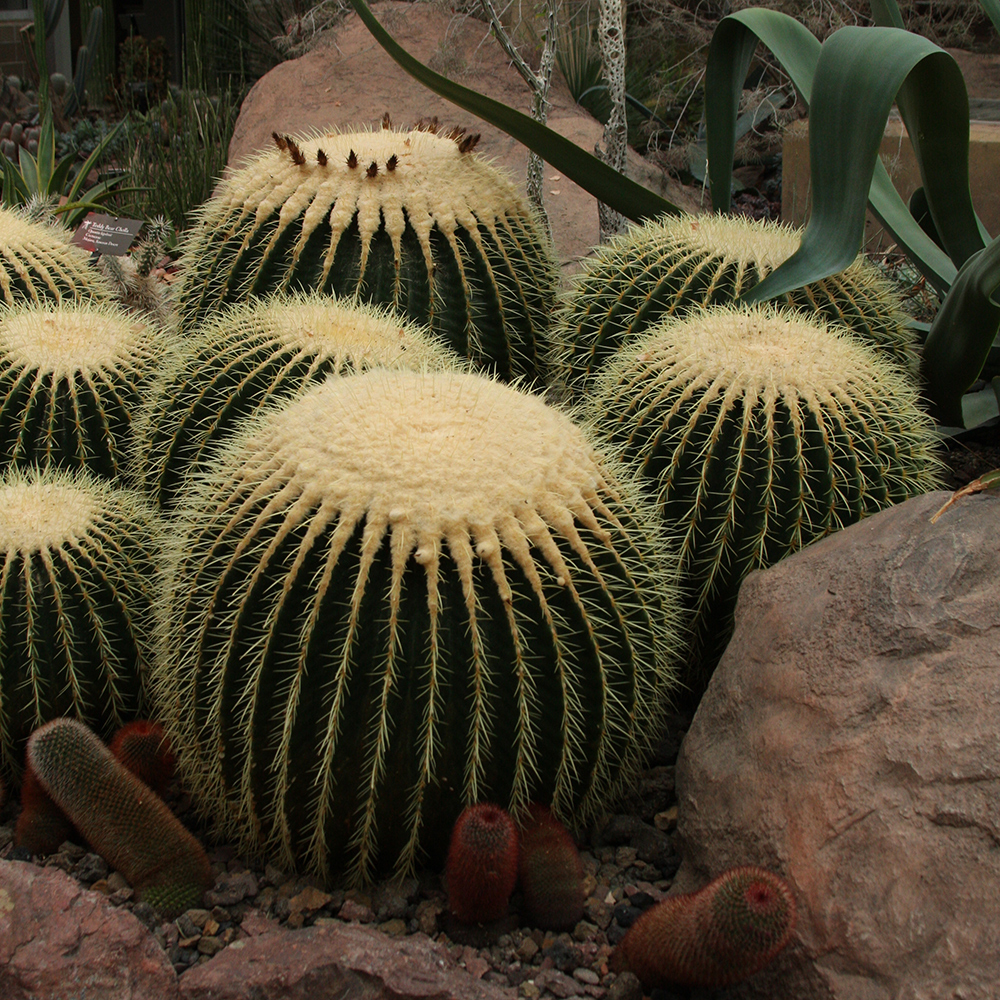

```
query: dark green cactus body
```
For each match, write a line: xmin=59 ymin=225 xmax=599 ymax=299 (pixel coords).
xmin=590 ymin=304 xmax=942 ymax=691
xmin=555 ymin=213 xmax=920 ymax=394
xmin=173 ymin=125 xmax=559 ymax=382
xmin=0 ymin=205 xmax=113 ymax=308
xmin=0 ymin=301 xmax=173 ymax=479
xmin=28 ymin=717 xmax=213 ymax=918
xmin=157 ymin=370 xmax=681 ymax=885
xmin=137 ymin=292 xmax=459 ymax=510
xmin=0 ymin=467 xmax=161 ymax=780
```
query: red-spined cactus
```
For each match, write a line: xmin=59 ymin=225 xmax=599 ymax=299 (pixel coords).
xmin=445 ymin=802 xmax=519 ymax=923
xmin=108 ymin=720 xmax=175 ymax=797
xmin=611 ymin=866 xmax=796 ymax=989
xmin=27 ymin=717 xmax=213 ymax=918
xmin=517 ymin=803 xmax=584 ymax=930
xmin=14 ymin=761 xmax=74 ymax=855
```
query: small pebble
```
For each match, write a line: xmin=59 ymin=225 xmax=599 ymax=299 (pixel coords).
xmin=605 ymin=971 xmax=643 ymax=1000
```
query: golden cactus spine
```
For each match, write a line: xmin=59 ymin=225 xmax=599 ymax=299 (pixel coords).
xmin=136 ymin=292 xmax=461 ymax=509
xmin=156 ymin=369 xmax=682 ymax=886
xmin=0 ymin=466 xmax=162 ymax=780
xmin=172 ymin=121 xmax=560 ymax=382
xmin=589 ymin=304 xmax=942 ymax=690
xmin=554 ymin=213 xmax=920 ymax=392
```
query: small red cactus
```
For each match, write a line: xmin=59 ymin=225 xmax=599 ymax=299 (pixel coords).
xmin=14 ymin=762 xmax=74 ymax=855
xmin=108 ymin=720 xmax=175 ymax=796
xmin=445 ymin=802 xmax=519 ymax=923
xmin=611 ymin=866 xmax=797 ymax=989
xmin=518 ymin=803 xmax=584 ymax=930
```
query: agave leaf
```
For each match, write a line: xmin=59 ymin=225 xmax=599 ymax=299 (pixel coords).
xmin=346 ymin=0 xmax=680 ymax=223
xmin=17 ymin=145 xmax=38 ymax=195
xmin=1 ymin=154 xmax=29 ymax=204
xmin=36 ymin=109 xmax=55 ymax=194
xmin=742 ymin=27 xmax=976 ymax=303
xmin=922 ymin=236 xmax=1000 ymax=427
xmin=979 ymin=0 xmax=1000 ymax=35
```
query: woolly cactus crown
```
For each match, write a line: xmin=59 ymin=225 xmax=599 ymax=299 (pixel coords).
xmin=137 ymin=291 xmax=461 ymax=509
xmin=0 ymin=466 xmax=161 ymax=779
xmin=0 ymin=204 xmax=112 ymax=307
xmin=591 ymin=303 xmax=942 ymax=686
xmin=0 ymin=300 xmax=172 ymax=478
xmin=174 ymin=120 xmax=559 ymax=381
xmin=555 ymin=212 xmax=919 ymax=391
xmin=158 ymin=369 xmax=681 ymax=884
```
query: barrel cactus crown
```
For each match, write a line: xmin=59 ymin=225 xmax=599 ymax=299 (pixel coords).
xmin=0 ymin=204 xmax=112 ymax=308
xmin=173 ymin=119 xmax=560 ymax=381
xmin=554 ymin=213 xmax=919 ymax=393
xmin=0 ymin=466 xmax=161 ymax=781
xmin=590 ymin=303 xmax=942 ymax=688
xmin=0 ymin=300 xmax=174 ymax=479
xmin=137 ymin=291 xmax=462 ymax=510
xmin=156 ymin=369 xmax=681 ymax=885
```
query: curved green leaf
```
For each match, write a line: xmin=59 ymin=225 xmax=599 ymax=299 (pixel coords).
xmin=744 ymin=27 xmax=976 ymax=302
xmin=922 ymin=236 xmax=1000 ymax=426
xmin=346 ymin=0 xmax=680 ymax=222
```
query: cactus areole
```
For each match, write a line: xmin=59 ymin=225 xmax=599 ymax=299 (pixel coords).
xmin=159 ymin=369 xmax=679 ymax=885
xmin=174 ymin=123 xmax=559 ymax=382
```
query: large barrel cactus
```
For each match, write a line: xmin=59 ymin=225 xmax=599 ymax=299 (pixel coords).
xmin=0 ymin=204 xmax=113 ymax=307
xmin=554 ymin=213 xmax=919 ymax=393
xmin=589 ymin=303 xmax=942 ymax=690
xmin=173 ymin=120 xmax=560 ymax=382
xmin=156 ymin=369 xmax=682 ymax=884
xmin=137 ymin=291 xmax=462 ymax=510
xmin=0 ymin=466 xmax=161 ymax=781
xmin=0 ymin=300 xmax=174 ymax=479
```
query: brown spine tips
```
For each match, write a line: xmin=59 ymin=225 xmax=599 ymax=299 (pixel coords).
xmin=367 ymin=161 xmax=379 ymax=178
xmin=415 ymin=116 xmax=440 ymax=133
xmin=386 ymin=154 xmax=398 ymax=172
xmin=381 ymin=112 xmax=392 ymax=130
xmin=272 ymin=131 xmax=288 ymax=151
xmin=347 ymin=149 xmax=358 ymax=169
xmin=445 ymin=125 xmax=465 ymax=141
xmin=287 ymin=138 xmax=306 ymax=166
xmin=458 ymin=132 xmax=481 ymax=154
xmin=316 ymin=148 xmax=328 ymax=166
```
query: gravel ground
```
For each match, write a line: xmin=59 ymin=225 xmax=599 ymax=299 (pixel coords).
xmin=0 ymin=711 xmax=694 ymax=1000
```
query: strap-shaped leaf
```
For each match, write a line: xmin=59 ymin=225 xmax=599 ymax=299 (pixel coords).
xmin=65 ymin=118 xmax=126 ymax=209
xmin=17 ymin=144 xmax=38 ymax=195
xmin=744 ymin=27 xmax=975 ymax=302
xmin=346 ymin=0 xmax=680 ymax=222
xmin=922 ymin=236 xmax=1000 ymax=426
xmin=36 ymin=109 xmax=55 ymax=194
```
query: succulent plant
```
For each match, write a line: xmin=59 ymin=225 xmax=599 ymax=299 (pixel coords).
xmin=137 ymin=291 xmax=461 ymax=510
xmin=107 ymin=720 xmax=175 ymax=797
xmin=554 ymin=213 xmax=920 ymax=394
xmin=0 ymin=466 xmax=162 ymax=780
xmin=445 ymin=802 xmax=519 ymax=923
xmin=611 ymin=866 xmax=797 ymax=989
xmin=156 ymin=368 xmax=682 ymax=885
xmin=0 ymin=204 xmax=112 ymax=308
xmin=27 ymin=717 xmax=213 ymax=918
xmin=589 ymin=303 xmax=942 ymax=689
xmin=172 ymin=119 xmax=560 ymax=382
xmin=517 ymin=802 xmax=584 ymax=930
xmin=14 ymin=760 xmax=75 ymax=855
xmin=0 ymin=300 xmax=174 ymax=479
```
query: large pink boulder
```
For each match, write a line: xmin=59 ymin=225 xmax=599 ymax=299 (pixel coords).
xmin=672 ymin=490 xmax=1000 ymax=998
xmin=0 ymin=860 xmax=179 ymax=1000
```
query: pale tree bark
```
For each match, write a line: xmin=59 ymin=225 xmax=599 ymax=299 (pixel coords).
xmin=596 ymin=0 xmax=628 ymax=240
xmin=477 ymin=0 xmax=557 ymax=236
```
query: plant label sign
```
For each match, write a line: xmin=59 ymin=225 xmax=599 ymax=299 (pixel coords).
xmin=72 ymin=213 xmax=144 ymax=255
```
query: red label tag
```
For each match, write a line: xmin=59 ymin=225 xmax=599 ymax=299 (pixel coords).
xmin=71 ymin=212 xmax=144 ymax=255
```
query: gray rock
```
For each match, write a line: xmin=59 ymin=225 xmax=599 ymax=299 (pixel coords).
xmin=673 ymin=491 xmax=1000 ymax=999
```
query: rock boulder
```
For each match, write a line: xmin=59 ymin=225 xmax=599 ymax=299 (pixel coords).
xmin=672 ymin=490 xmax=1000 ymax=999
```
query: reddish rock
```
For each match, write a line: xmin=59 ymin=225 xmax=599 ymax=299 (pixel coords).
xmin=673 ymin=490 xmax=1000 ymax=999
xmin=0 ymin=860 xmax=179 ymax=1000
xmin=227 ymin=1 xmax=701 ymax=274
xmin=178 ymin=921 xmax=514 ymax=1000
